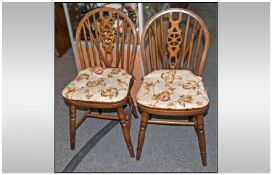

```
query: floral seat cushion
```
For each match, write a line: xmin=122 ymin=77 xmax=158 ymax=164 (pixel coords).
xmin=136 ymin=70 xmax=209 ymax=110
xmin=62 ymin=67 xmax=132 ymax=103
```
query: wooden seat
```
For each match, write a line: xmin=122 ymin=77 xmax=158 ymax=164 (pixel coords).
xmin=136 ymin=8 xmax=210 ymax=166
xmin=62 ymin=7 xmax=138 ymax=158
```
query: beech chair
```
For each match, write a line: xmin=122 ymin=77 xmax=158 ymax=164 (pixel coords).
xmin=62 ymin=7 xmax=138 ymax=158
xmin=136 ymin=8 xmax=210 ymax=166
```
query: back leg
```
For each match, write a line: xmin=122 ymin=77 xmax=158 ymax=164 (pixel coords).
xmin=69 ymin=105 xmax=76 ymax=150
xmin=129 ymin=95 xmax=138 ymax=119
xmin=192 ymin=116 xmax=199 ymax=136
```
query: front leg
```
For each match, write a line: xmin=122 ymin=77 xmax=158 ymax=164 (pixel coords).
xmin=117 ymin=107 xmax=135 ymax=158
xmin=196 ymin=114 xmax=207 ymax=166
xmin=136 ymin=112 xmax=149 ymax=160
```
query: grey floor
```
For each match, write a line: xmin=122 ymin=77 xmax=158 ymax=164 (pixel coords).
xmin=55 ymin=3 xmax=217 ymax=172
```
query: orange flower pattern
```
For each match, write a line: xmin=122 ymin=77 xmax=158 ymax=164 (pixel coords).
xmin=152 ymin=90 xmax=173 ymax=102
xmin=101 ymin=87 xmax=118 ymax=99
xmin=136 ymin=70 xmax=209 ymax=109
xmin=62 ymin=67 xmax=132 ymax=102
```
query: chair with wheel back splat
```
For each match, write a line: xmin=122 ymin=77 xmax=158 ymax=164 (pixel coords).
xmin=136 ymin=8 xmax=210 ymax=166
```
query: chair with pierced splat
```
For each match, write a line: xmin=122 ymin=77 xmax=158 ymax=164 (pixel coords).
xmin=62 ymin=7 xmax=138 ymax=158
xmin=136 ymin=8 xmax=210 ymax=166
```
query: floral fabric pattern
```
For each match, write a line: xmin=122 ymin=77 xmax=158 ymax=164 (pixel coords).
xmin=136 ymin=70 xmax=209 ymax=109
xmin=62 ymin=67 xmax=132 ymax=103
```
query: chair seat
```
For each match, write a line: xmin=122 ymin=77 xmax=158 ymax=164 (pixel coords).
xmin=62 ymin=67 xmax=132 ymax=103
xmin=136 ymin=70 xmax=209 ymax=110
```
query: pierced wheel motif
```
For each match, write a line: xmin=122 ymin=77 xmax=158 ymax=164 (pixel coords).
xmin=167 ymin=33 xmax=182 ymax=47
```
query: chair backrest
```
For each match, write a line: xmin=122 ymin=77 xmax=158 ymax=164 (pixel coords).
xmin=75 ymin=7 xmax=138 ymax=74
xmin=140 ymin=8 xmax=210 ymax=76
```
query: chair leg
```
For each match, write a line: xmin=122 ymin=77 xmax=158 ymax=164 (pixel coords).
xmin=117 ymin=107 xmax=135 ymax=158
xmin=196 ymin=114 xmax=207 ymax=166
xmin=136 ymin=112 xmax=149 ymax=160
xmin=129 ymin=95 xmax=138 ymax=119
xmin=192 ymin=116 xmax=199 ymax=136
xmin=127 ymin=109 xmax=132 ymax=131
xmin=69 ymin=105 xmax=76 ymax=150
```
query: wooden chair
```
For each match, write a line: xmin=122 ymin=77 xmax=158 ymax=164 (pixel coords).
xmin=136 ymin=8 xmax=210 ymax=166
xmin=62 ymin=7 xmax=138 ymax=158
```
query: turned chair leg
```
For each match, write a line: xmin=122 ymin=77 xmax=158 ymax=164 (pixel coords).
xmin=196 ymin=114 xmax=207 ymax=166
xmin=136 ymin=112 xmax=149 ymax=160
xmin=127 ymin=99 xmax=133 ymax=131
xmin=117 ymin=107 xmax=135 ymax=158
xmin=128 ymin=95 xmax=138 ymax=119
xmin=192 ymin=116 xmax=199 ymax=136
xmin=127 ymin=110 xmax=132 ymax=131
xmin=69 ymin=105 xmax=76 ymax=150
